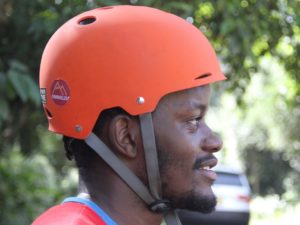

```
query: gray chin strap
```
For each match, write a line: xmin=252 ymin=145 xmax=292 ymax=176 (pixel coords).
xmin=84 ymin=112 xmax=182 ymax=225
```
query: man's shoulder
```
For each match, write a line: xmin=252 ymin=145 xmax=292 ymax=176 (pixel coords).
xmin=31 ymin=202 xmax=108 ymax=225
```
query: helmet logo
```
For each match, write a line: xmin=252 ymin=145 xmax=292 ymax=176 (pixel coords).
xmin=51 ymin=79 xmax=70 ymax=105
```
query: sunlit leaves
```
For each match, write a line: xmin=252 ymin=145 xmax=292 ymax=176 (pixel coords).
xmin=193 ymin=0 xmax=299 ymax=101
xmin=195 ymin=1 xmax=214 ymax=23
xmin=252 ymin=37 xmax=270 ymax=56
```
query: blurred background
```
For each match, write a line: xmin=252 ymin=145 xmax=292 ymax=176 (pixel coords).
xmin=0 ymin=0 xmax=299 ymax=224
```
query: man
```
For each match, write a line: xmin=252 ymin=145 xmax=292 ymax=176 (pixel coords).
xmin=32 ymin=5 xmax=225 ymax=225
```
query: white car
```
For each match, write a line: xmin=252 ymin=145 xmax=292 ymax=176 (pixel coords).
xmin=179 ymin=164 xmax=251 ymax=225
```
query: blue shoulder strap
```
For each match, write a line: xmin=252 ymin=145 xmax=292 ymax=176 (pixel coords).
xmin=63 ymin=197 xmax=117 ymax=225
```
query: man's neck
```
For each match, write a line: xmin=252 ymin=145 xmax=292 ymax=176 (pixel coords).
xmin=84 ymin=175 xmax=164 ymax=225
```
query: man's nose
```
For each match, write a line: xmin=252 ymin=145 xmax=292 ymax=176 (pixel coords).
xmin=201 ymin=131 xmax=223 ymax=153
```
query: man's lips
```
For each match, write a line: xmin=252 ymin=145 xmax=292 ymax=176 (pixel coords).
xmin=193 ymin=155 xmax=218 ymax=170
xmin=193 ymin=155 xmax=218 ymax=181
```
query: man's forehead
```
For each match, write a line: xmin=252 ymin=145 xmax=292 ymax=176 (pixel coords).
xmin=155 ymin=85 xmax=211 ymax=111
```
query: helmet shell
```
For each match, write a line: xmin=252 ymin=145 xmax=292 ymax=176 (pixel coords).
xmin=40 ymin=5 xmax=225 ymax=139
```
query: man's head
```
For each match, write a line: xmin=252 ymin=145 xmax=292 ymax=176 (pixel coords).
xmin=40 ymin=5 xmax=225 ymax=223
xmin=63 ymin=85 xmax=222 ymax=213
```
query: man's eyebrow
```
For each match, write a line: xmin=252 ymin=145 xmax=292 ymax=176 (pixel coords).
xmin=175 ymin=102 xmax=207 ymax=115
xmin=190 ymin=102 xmax=207 ymax=111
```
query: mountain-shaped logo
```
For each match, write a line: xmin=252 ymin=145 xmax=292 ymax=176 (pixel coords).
xmin=51 ymin=80 xmax=70 ymax=105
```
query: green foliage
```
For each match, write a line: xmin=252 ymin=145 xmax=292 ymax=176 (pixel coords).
xmin=7 ymin=60 xmax=40 ymax=105
xmin=195 ymin=0 xmax=299 ymax=102
xmin=213 ymin=57 xmax=300 ymax=202
xmin=0 ymin=148 xmax=71 ymax=224
xmin=195 ymin=0 xmax=299 ymax=202
xmin=0 ymin=0 xmax=299 ymax=224
xmin=243 ymin=146 xmax=292 ymax=197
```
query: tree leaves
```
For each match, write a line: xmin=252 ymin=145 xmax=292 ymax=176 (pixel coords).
xmin=6 ymin=60 xmax=40 ymax=106
xmin=0 ymin=100 xmax=9 ymax=122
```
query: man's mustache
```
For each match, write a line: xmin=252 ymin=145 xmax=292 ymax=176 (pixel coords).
xmin=193 ymin=154 xmax=217 ymax=170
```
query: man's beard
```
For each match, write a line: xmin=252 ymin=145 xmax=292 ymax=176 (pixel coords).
xmin=163 ymin=188 xmax=216 ymax=213
xmin=157 ymin=145 xmax=217 ymax=213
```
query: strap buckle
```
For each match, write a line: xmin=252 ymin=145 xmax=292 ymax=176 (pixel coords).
xmin=149 ymin=199 xmax=171 ymax=213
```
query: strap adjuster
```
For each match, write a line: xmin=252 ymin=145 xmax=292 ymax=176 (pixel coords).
xmin=149 ymin=199 xmax=171 ymax=213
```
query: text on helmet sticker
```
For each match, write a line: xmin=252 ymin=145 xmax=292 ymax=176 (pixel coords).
xmin=40 ymin=88 xmax=47 ymax=104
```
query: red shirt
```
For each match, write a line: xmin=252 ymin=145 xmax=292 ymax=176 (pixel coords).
xmin=32 ymin=197 xmax=117 ymax=225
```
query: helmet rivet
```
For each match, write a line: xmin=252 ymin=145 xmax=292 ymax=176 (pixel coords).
xmin=75 ymin=125 xmax=82 ymax=132
xmin=137 ymin=96 xmax=145 ymax=105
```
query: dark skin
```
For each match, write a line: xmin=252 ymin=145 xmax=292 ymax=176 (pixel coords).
xmin=84 ymin=85 xmax=222 ymax=225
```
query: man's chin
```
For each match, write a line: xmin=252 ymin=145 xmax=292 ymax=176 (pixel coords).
xmin=168 ymin=191 xmax=217 ymax=213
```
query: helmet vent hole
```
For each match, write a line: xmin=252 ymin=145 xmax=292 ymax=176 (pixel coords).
xmin=45 ymin=108 xmax=53 ymax=119
xmin=79 ymin=17 xmax=96 ymax=25
xmin=195 ymin=73 xmax=212 ymax=80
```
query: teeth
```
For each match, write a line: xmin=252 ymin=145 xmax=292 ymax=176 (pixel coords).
xmin=201 ymin=166 xmax=210 ymax=170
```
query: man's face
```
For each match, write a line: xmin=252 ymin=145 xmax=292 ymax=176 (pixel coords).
xmin=152 ymin=85 xmax=222 ymax=213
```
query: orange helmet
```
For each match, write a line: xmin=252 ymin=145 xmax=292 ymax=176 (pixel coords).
xmin=40 ymin=5 xmax=225 ymax=139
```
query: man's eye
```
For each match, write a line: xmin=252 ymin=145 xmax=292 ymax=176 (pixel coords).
xmin=188 ymin=117 xmax=202 ymax=127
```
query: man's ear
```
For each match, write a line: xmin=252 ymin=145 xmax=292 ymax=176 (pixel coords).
xmin=108 ymin=114 xmax=139 ymax=158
